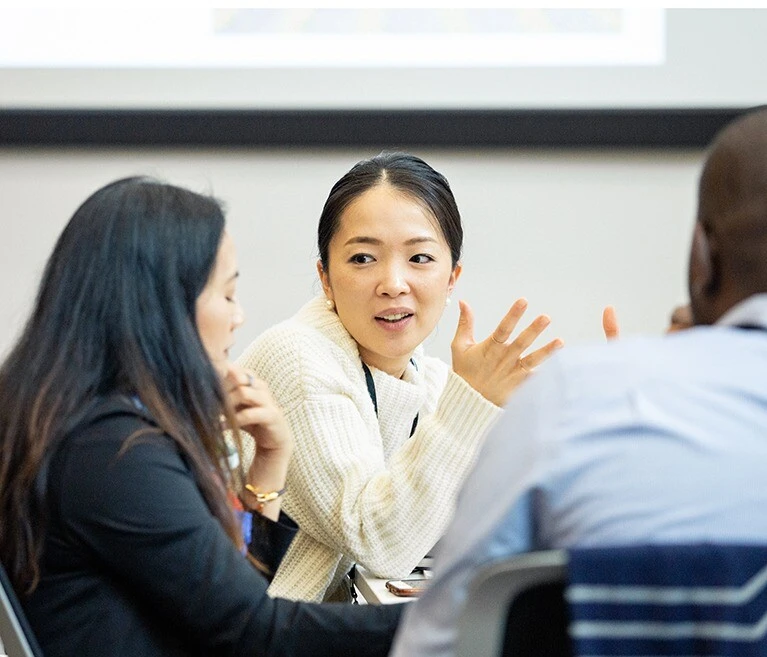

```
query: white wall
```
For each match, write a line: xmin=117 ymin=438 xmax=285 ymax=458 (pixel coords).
xmin=0 ymin=146 xmax=702 ymax=364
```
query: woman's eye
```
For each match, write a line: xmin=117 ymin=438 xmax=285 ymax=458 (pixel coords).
xmin=350 ymin=254 xmax=374 ymax=264
xmin=411 ymin=254 xmax=435 ymax=264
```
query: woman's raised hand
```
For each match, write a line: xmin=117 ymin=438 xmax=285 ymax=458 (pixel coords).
xmin=224 ymin=363 xmax=293 ymax=457
xmin=450 ymin=298 xmax=564 ymax=407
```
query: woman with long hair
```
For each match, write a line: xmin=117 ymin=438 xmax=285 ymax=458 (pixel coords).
xmin=0 ymin=176 xmax=401 ymax=656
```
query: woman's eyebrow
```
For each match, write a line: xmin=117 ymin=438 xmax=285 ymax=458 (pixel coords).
xmin=343 ymin=236 xmax=437 ymax=247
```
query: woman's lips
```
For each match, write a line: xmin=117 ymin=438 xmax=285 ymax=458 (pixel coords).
xmin=374 ymin=312 xmax=414 ymax=331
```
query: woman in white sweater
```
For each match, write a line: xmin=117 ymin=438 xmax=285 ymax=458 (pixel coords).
xmin=238 ymin=153 xmax=563 ymax=602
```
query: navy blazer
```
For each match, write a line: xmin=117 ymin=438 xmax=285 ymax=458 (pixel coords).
xmin=23 ymin=395 xmax=401 ymax=656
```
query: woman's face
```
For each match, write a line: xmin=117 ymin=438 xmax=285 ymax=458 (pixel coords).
xmin=319 ymin=183 xmax=461 ymax=377
xmin=196 ymin=232 xmax=244 ymax=377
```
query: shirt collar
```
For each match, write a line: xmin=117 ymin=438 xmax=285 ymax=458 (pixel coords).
xmin=716 ymin=293 xmax=767 ymax=329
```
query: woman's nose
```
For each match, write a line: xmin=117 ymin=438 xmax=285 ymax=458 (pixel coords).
xmin=376 ymin=263 xmax=410 ymax=297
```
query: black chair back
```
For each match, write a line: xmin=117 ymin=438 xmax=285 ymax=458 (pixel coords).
xmin=457 ymin=545 xmax=767 ymax=657
xmin=455 ymin=550 xmax=570 ymax=657
xmin=503 ymin=580 xmax=571 ymax=656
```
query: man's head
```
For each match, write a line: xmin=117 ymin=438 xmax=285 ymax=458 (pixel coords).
xmin=689 ymin=107 xmax=767 ymax=325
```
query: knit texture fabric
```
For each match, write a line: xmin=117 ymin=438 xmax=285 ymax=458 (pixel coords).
xmin=238 ymin=296 xmax=502 ymax=601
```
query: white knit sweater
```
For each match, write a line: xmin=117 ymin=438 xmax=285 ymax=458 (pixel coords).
xmin=237 ymin=296 xmax=502 ymax=602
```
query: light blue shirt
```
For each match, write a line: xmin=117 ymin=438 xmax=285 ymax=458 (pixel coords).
xmin=391 ymin=294 xmax=767 ymax=657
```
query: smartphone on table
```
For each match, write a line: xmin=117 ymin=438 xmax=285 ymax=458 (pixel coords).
xmin=385 ymin=577 xmax=430 ymax=598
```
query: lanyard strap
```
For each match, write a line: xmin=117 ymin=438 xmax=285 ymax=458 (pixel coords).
xmin=361 ymin=361 xmax=419 ymax=437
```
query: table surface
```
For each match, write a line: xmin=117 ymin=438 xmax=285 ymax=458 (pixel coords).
xmin=354 ymin=564 xmax=431 ymax=605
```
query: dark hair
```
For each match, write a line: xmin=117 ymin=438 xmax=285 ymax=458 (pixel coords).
xmin=317 ymin=152 xmax=463 ymax=269
xmin=0 ymin=177 xmax=245 ymax=592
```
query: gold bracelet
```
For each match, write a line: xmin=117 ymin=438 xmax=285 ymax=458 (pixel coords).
xmin=243 ymin=484 xmax=287 ymax=513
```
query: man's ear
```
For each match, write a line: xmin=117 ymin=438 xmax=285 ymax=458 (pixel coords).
xmin=690 ymin=222 xmax=720 ymax=298
xmin=316 ymin=260 xmax=333 ymax=301
xmin=703 ymin=225 xmax=722 ymax=295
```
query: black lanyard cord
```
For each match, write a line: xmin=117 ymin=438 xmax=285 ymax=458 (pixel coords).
xmin=361 ymin=361 xmax=419 ymax=437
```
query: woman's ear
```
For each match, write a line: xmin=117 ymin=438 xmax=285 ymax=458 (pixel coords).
xmin=316 ymin=260 xmax=333 ymax=301
xmin=447 ymin=262 xmax=463 ymax=295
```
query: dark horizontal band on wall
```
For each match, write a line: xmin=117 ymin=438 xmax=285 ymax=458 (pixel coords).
xmin=0 ymin=108 xmax=751 ymax=148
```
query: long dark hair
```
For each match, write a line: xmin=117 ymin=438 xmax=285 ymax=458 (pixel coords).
xmin=0 ymin=177 xmax=244 ymax=592
xmin=317 ymin=151 xmax=464 ymax=270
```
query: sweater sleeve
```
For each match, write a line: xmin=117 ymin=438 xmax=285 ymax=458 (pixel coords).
xmin=54 ymin=412 xmax=401 ymax=657
xmin=240 ymin=325 xmax=502 ymax=587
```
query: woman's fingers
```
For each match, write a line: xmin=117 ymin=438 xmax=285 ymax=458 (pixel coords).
xmin=223 ymin=362 xmax=255 ymax=393
xmin=498 ymin=313 xmax=551 ymax=356
xmin=489 ymin=298 xmax=528 ymax=345
xmin=223 ymin=367 xmax=241 ymax=393
xmin=451 ymin=299 xmax=476 ymax=350
xmin=228 ymin=377 xmax=269 ymax=409
xmin=231 ymin=383 xmax=292 ymax=454
xmin=518 ymin=338 xmax=565 ymax=371
xmin=224 ymin=362 xmax=286 ymax=430
xmin=225 ymin=363 xmax=272 ymax=407
xmin=602 ymin=305 xmax=620 ymax=341
xmin=451 ymin=297 xmax=564 ymax=407
xmin=235 ymin=405 xmax=278 ymax=430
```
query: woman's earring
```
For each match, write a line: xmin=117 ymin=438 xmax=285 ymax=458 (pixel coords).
xmin=326 ymin=299 xmax=335 ymax=309
xmin=445 ymin=297 xmax=451 ymax=307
